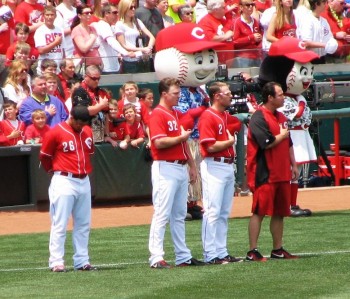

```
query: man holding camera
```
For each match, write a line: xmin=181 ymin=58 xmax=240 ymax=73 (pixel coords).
xmin=198 ymin=81 xmax=242 ymax=264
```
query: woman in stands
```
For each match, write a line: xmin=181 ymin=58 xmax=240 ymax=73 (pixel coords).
xmin=115 ymin=0 xmax=155 ymax=73
xmin=3 ymin=60 xmax=31 ymax=109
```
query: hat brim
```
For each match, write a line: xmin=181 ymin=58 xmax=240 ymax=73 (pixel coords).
xmin=175 ymin=41 xmax=225 ymax=53
xmin=284 ymin=51 xmax=319 ymax=64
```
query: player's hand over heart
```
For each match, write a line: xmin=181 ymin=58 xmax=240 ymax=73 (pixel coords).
xmin=99 ymin=96 xmax=109 ymax=109
xmin=180 ymin=126 xmax=192 ymax=141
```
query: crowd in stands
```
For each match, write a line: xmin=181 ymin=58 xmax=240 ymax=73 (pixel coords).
xmin=0 ymin=0 xmax=349 ymax=145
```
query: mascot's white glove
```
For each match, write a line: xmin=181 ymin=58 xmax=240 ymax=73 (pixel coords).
xmin=325 ymin=38 xmax=338 ymax=55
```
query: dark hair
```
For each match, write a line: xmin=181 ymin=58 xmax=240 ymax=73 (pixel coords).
xmin=41 ymin=58 xmax=57 ymax=70
xmin=67 ymin=77 xmax=82 ymax=89
xmin=3 ymin=99 xmax=17 ymax=109
xmin=158 ymin=77 xmax=180 ymax=95
xmin=71 ymin=4 xmax=92 ymax=30
xmin=71 ymin=105 xmax=91 ymax=122
xmin=138 ymin=88 xmax=153 ymax=99
xmin=308 ymin=0 xmax=326 ymax=10
xmin=101 ymin=4 xmax=116 ymax=17
xmin=15 ymin=23 xmax=30 ymax=34
xmin=261 ymin=82 xmax=281 ymax=103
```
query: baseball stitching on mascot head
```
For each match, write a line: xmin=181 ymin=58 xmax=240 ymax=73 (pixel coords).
xmin=155 ymin=23 xmax=223 ymax=87
xmin=259 ymin=37 xmax=319 ymax=95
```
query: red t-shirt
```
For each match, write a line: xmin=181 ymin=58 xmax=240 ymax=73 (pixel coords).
xmin=108 ymin=120 xmax=130 ymax=140
xmin=274 ymin=15 xmax=297 ymax=39
xmin=118 ymin=99 xmax=150 ymax=126
xmin=24 ymin=123 xmax=50 ymax=143
xmin=0 ymin=119 xmax=26 ymax=146
xmin=247 ymin=107 xmax=292 ymax=191
xmin=127 ymin=121 xmax=145 ymax=139
xmin=14 ymin=1 xmax=44 ymax=48
xmin=5 ymin=41 xmax=39 ymax=66
xmin=40 ymin=121 xmax=94 ymax=175
xmin=149 ymin=105 xmax=190 ymax=161
xmin=198 ymin=107 xmax=240 ymax=158
xmin=0 ymin=6 xmax=15 ymax=55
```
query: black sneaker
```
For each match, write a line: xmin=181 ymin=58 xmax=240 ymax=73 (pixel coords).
xmin=206 ymin=257 xmax=228 ymax=265
xmin=76 ymin=264 xmax=97 ymax=271
xmin=246 ymin=249 xmax=268 ymax=262
xmin=270 ymin=247 xmax=298 ymax=259
xmin=221 ymin=255 xmax=243 ymax=263
xmin=177 ymin=258 xmax=206 ymax=267
xmin=151 ymin=260 xmax=172 ymax=269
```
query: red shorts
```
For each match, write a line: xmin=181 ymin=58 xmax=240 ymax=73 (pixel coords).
xmin=251 ymin=182 xmax=291 ymax=217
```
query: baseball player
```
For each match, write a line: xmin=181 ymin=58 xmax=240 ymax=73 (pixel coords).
xmin=198 ymin=81 xmax=242 ymax=264
xmin=148 ymin=77 xmax=205 ymax=269
xmin=39 ymin=106 xmax=96 ymax=272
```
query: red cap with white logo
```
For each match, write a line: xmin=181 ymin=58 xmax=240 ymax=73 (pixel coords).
xmin=268 ymin=36 xmax=319 ymax=63
xmin=155 ymin=23 xmax=224 ymax=53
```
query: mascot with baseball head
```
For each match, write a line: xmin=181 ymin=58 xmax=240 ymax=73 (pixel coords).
xmin=154 ymin=23 xmax=223 ymax=220
xmin=259 ymin=37 xmax=319 ymax=217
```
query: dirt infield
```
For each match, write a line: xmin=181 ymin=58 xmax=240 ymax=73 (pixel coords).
xmin=1 ymin=186 xmax=349 ymax=236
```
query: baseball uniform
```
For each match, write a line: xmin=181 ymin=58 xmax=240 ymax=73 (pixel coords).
xmin=40 ymin=121 xmax=94 ymax=270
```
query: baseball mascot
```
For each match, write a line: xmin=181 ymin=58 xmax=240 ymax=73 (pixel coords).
xmin=259 ymin=37 xmax=319 ymax=217
xmin=154 ymin=23 xmax=223 ymax=220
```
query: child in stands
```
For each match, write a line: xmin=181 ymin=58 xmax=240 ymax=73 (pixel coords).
xmin=123 ymin=103 xmax=145 ymax=148
xmin=24 ymin=109 xmax=50 ymax=144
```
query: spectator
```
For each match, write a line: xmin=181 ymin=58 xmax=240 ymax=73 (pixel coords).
xmin=256 ymin=0 xmax=272 ymax=11
xmin=138 ymin=87 xmax=154 ymax=115
xmin=63 ymin=77 xmax=81 ymax=112
xmin=0 ymin=0 xmax=17 ymax=60
xmin=34 ymin=6 xmax=64 ymax=75
xmin=178 ymin=4 xmax=194 ymax=23
xmin=40 ymin=58 xmax=58 ymax=75
xmin=71 ymin=4 xmax=102 ymax=70
xmin=44 ymin=73 xmax=66 ymax=107
xmin=321 ymin=0 xmax=350 ymax=61
xmin=72 ymin=65 xmax=109 ymax=142
xmin=116 ymin=0 xmax=155 ymax=73
xmin=3 ymin=60 xmax=31 ymax=109
xmin=14 ymin=0 xmax=44 ymax=48
xmin=136 ymin=0 xmax=164 ymax=40
xmin=0 ymin=100 xmax=26 ymax=146
xmin=93 ymin=4 xmax=135 ymax=74
xmin=232 ymin=0 xmax=263 ymax=67
xmin=90 ymin=0 xmax=110 ymax=22
xmin=55 ymin=0 xmax=77 ymax=58
xmin=5 ymin=23 xmax=39 ymax=66
xmin=298 ymin=0 xmax=338 ymax=64
xmin=104 ymin=98 xmax=130 ymax=148
xmin=57 ymin=58 xmax=78 ymax=101
xmin=157 ymin=0 xmax=175 ymax=27
xmin=246 ymin=81 xmax=299 ymax=261
xmin=19 ymin=75 xmax=68 ymax=127
xmin=118 ymin=81 xmax=150 ymax=128
xmin=198 ymin=0 xmax=235 ymax=64
xmin=194 ymin=0 xmax=208 ymax=23
xmin=266 ymin=0 xmax=297 ymax=43
xmin=260 ymin=0 xmax=276 ymax=51
xmin=24 ymin=109 xmax=50 ymax=144
xmin=295 ymin=0 xmax=312 ymax=33
xmin=166 ymin=0 xmax=196 ymax=23
xmin=123 ymin=103 xmax=145 ymax=148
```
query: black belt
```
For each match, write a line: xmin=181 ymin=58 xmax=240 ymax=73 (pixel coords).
xmin=165 ymin=160 xmax=187 ymax=165
xmin=57 ymin=171 xmax=88 ymax=179
xmin=213 ymin=157 xmax=234 ymax=164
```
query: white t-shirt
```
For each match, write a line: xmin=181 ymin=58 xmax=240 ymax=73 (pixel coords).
xmin=260 ymin=6 xmax=276 ymax=51
xmin=34 ymin=24 xmax=65 ymax=73
xmin=93 ymin=20 xmax=128 ymax=72
xmin=115 ymin=19 xmax=146 ymax=62
xmin=55 ymin=3 xmax=77 ymax=58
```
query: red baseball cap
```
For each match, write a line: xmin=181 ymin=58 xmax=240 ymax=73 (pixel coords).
xmin=268 ymin=37 xmax=319 ymax=63
xmin=155 ymin=23 xmax=224 ymax=53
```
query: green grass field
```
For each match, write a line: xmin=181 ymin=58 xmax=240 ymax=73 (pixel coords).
xmin=1 ymin=210 xmax=350 ymax=299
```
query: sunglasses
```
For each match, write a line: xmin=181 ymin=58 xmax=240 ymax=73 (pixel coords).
xmin=129 ymin=5 xmax=136 ymax=9
xmin=82 ymin=11 xmax=92 ymax=15
xmin=108 ymin=11 xmax=118 ymax=14
xmin=185 ymin=11 xmax=193 ymax=15
xmin=87 ymin=75 xmax=101 ymax=81
xmin=243 ymin=3 xmax=256 ymax=7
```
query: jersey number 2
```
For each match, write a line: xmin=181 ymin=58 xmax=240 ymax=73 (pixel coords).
xmin=63 ymin=141 xmax=76 ymax=152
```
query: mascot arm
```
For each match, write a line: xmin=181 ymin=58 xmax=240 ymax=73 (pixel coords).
xmin=227 ymin=115 xmax=242 ymax=135
xmin=179 ymin=106 xmax=206 ymax=131
xmin=295 ymin=101 xmax=305 ymax=118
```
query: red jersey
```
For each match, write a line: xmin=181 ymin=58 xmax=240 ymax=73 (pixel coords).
xmin=127 ymin=121 xmax=145 ymax=139
xmin=247 ymin=108 xmax=292 ymax=191
xmin=149 ymin=105 xmax=190 ymax=161
xmin=24 ymin=123 xmax=50 ymax=143
xmin=108 ymin=119 xmax=130 ymax=140
xmin=274 ymin=15 xmax=297 ymax=39
xmin=5 ymin=41 xmax=39 ymax=66
xmin=0 ymin=6 xmax=14 ymax=55
xmin=80 ymin=81 xmax=110 ymax=112
xmin=198 ymin=108 xmax=241 ymax=158
xmin=14 ymin=1 xmax=44 ymax=48
xmin=117 ymin=98 xmax=150 ymax=126
xmin=0 ymin=119 xmax=26 ymax=146
xmin=233 ymin=16 xmax=262 ymax=59
xmin=40 ymin=121 xmax=94 ymax=175
xmin=255 ymin=0 xmax=272 ymax=12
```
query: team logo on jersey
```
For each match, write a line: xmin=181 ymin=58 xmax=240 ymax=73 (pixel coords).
xmin=85 ymin=137 xmax=93 ymax=149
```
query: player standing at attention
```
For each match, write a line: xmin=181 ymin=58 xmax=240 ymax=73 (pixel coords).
xmin=148 ymin=77 xmax=205 ymax=269
xmin=198 ymin=82 xmax=242 ymax=264
xmin=40 ymin=105 xmax=96 ymax=272
xmin=246 ymin=82 xmax=299 ymax=261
